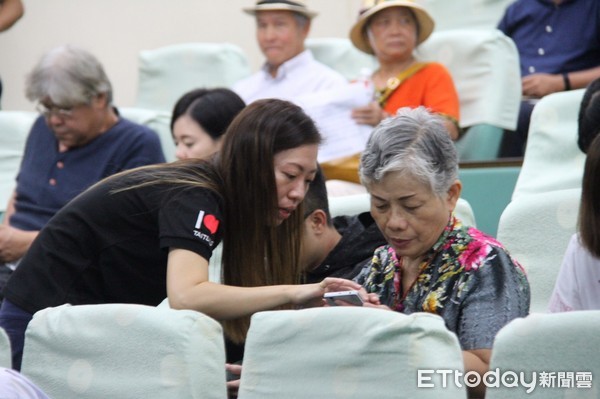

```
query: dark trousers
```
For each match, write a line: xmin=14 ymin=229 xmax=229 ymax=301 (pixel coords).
xmin=0 ymin=264 xmax=12 ymax=301
xmin=499 ymin=100 xmax=537 ymax=158
xmin=0 ymin=299 xmax=33 ymax=370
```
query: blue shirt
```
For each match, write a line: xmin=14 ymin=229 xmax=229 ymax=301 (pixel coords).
xmin=498 ymin=0 xmax=600 ymax=76
xmin=10 ymin=114 xmax=165 ymax=231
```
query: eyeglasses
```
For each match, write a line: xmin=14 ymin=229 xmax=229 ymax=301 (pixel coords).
xmin=36 ymin=103 xmax=74 ymax=119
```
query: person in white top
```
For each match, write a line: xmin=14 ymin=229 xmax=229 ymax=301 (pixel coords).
xmin=233 ymin=0 xmax=347 ymax=104
xmin=0 ymin=367 xmax=50 ymax=398
xmin=548 ymin=234 xmax=600 ymax=312
xmin=548 ymin=107 xmax=600 ymax=311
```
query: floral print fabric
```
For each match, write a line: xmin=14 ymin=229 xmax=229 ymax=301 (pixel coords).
xmin=355 ymin=216 xmax=530 ymax=350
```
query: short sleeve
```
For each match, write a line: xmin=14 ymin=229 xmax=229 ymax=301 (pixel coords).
xmin=158 ymin=187 xmax=223 ymax=261
xmin=456 ymin=248 xmax=530 ymax=350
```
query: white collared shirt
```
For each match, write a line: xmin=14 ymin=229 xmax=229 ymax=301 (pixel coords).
xmin=548 ymin=233 xmax=600 ymax=312
xmin=233 ymin=50 xmax=347 ymax=104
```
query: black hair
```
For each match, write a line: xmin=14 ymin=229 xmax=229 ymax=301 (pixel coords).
xmin=302 ymin=165 xmax=331 ymax=224
xmin=170 ymin=88 xmax=246 ymax=140
xmin=578 ymin=78 xmax=600 ymax=153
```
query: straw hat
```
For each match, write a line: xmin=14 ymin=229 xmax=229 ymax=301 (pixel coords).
xmin=350 ymin=0 xmax=434 ymax=54
xmin=243 ymin=0 xmax=318 ymax=19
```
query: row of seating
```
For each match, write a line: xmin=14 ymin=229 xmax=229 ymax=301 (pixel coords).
xmin=0 ymin=90 xmax=584 ymax=314
xmin=134 ymin=28 xmax=520 ymax=162
xmin=2 ymin=303 xmax=597 ymax=398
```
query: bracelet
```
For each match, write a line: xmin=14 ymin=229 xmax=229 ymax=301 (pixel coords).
xmin=562 ymin=73 xmax=571 ymax=91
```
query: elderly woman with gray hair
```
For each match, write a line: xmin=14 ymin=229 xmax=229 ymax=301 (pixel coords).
xmin=355 ymin=107 xmax=530 ymax=398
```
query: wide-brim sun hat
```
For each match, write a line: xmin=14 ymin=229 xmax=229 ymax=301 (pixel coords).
xmin=350 ymin=0 xmax=435 ymax=55
xmin=243 ymin=0 xmax=318 ymax=19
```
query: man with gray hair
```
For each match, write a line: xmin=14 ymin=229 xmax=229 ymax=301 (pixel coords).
xmin=233 ymin=0 xmax=346 ymax=104
xmin=0 ymin=45 xmax=165 ymax=295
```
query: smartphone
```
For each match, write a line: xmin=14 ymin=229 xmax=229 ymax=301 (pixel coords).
xmin=324 ymin=290 xmax=364 ymax=306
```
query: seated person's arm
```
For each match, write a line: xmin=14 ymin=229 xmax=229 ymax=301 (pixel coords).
xmin=567 ymin=66 xmax=600 ymax=91
xmin=0 ymin=0 xmax=24 ymax=32
xmin=2 ymin=190 xmax=16 ymax=226
xmin=523 ymin=66 xmax=600 ymax=98
xmin=0 ymin=191 xmax=38 ymax=263
xmin=463 ymin=349 xmax=491 ymax=399
xmin=166 ymin=248 xmax=365 ymax=320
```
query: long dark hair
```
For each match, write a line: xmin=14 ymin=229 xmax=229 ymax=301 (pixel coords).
xmin=579 ymin=134 xmax=600 ymax=258
xmin=578 ymin=78 xmax=600 ymax=153
xmin=102 ymin=99 xmax=321 ymax=342
xmin=218 ymin=99 xmax=321 ymax=342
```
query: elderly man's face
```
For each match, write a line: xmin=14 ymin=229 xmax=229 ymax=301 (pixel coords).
xmin=256 ymin=10 xmax=309 ymax=72
xmin=39 ymin=94 xmax=109 ymax=150
xmin=368 ymin=171 xmax=460 ymax=264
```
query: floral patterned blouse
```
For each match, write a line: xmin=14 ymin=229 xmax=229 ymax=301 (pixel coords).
xmin=354 ymin=216 xmax=530 ymax=350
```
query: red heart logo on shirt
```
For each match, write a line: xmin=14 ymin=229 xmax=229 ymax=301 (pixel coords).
xmin=203 ymin=214 xmax=219 ymax=234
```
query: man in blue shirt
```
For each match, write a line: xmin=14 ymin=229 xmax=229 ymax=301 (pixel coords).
xmin=498 ymin=0 xmax=600 ymax=157
xmin=0 ymin=45 xmax=165 ymax=295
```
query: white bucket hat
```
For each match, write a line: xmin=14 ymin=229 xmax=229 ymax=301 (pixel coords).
xmin=243 ymin=0 xmax=318 ymax=19
xmin=350 ymin=0 xmax=435 ymax=54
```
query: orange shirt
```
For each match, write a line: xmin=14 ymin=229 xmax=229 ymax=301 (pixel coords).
xmin=381 ymin=62 xmax=460 ymax=124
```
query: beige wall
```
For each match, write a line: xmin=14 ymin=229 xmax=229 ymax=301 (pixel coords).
xmin=0 ymin=0 xmax=362 ymax=111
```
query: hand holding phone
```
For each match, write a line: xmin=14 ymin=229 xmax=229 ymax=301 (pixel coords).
xmin=324 ymin=290 xmax=364 ymax=306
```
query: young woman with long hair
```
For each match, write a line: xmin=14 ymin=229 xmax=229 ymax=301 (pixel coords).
xmin=0 ymin=99 xmax=365 ymax=370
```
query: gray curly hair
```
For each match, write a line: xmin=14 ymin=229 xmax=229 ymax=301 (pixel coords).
xmin=25 ymin=45 xmax=113 ymax=106
xmin=359 ymin=106 xmax=458 ymax=196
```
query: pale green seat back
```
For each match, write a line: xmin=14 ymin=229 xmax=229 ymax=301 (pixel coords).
xmin=496 ymin=188 xmax=581 ymax=313
xmin=512 ymin=90 xmax=586 ymax=200
xmin=135 ymin=42 xmax=251 ymax=112
xmin=419 ymin=29 xmax=521 ymax=161
xmin=305 ymin=37 xmax=379 ymax=81
xmin=238 ymin=308 xmax=467 ymax=399
xmin=0 ymin=328 xmax=11 ymax=369
xmin=0 ymin=111 xmax=37 ymax=218
xmin=21 ymin=304 xmax=228 ymax=399
xmin=487 ymin=311 xmax=600 ymax=398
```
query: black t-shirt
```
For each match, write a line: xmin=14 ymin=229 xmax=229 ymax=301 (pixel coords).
xmin=4 ymin=167 xmax=224 ymax=314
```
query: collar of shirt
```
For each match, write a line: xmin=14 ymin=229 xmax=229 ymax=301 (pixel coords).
xmin=260 ymin=49 xmax=314 ymax=81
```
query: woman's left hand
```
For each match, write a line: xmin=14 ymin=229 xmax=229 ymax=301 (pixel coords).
xmin=351 ymin=101 xmax=388 ymax=127
xmin=291 ymin=277 xmax=362 ymax=307
xmin=303 ymin=277 xmax=383 ymax=307
xmin=319 ymin=277 xmax=363 ymax=293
